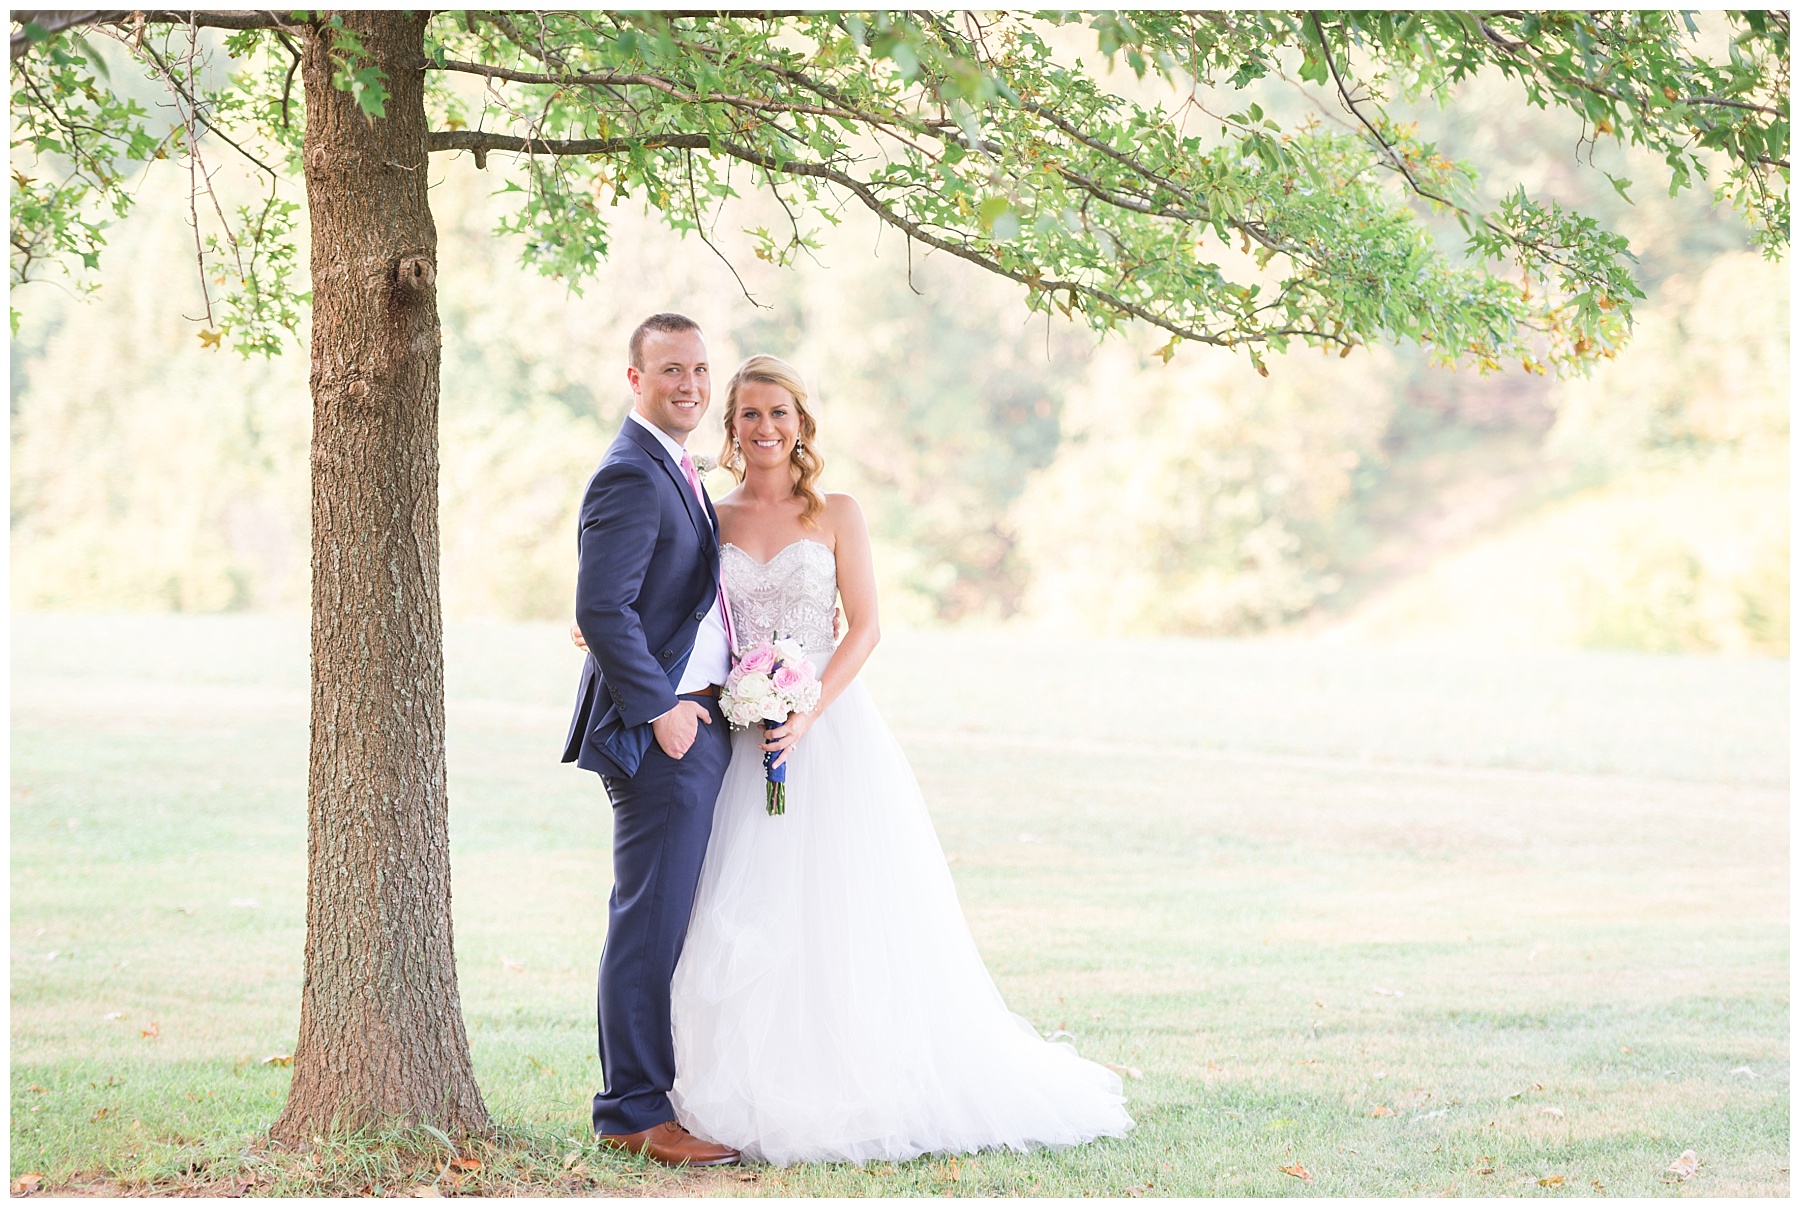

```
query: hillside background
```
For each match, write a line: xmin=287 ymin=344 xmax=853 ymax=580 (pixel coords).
xmin=10 ymin=72 xmax=1788 ymax=654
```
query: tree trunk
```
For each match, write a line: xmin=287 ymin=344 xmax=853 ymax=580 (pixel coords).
xmin=272 ymin=10 xmax=489 ymax=1145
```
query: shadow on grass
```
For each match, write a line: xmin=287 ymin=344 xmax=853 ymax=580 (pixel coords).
xmin=10 ymin=1117 xmax=762 ymax=1198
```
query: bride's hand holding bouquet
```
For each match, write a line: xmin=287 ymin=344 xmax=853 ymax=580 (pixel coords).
xmin=720 ymin=636 xmax=821 ymax=814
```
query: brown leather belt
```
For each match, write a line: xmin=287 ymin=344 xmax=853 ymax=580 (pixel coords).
xmin=681 ymin=684 xmax=719 ymax=698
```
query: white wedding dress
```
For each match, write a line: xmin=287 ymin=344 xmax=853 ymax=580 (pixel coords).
xmin=668 ymin=539 xmax=1133 ymax=1166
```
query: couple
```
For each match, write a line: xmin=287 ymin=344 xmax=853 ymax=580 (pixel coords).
xmin=562 ymin=312 xmax=1132 ymax=1168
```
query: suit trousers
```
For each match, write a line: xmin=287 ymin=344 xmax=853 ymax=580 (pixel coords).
xmin=592 ymin=693 xmax=731 ymax=1137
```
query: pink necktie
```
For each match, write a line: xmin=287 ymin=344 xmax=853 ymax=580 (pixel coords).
xmin=680 ymin=451 xmax=739 ymax=654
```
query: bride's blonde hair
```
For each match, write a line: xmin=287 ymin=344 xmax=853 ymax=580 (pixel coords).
xmin=720 ymin=354 xmax=826 ymax=527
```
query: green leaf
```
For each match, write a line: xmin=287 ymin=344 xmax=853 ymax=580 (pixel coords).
xmin=977 ymin=195 xmax=1014 ymax=230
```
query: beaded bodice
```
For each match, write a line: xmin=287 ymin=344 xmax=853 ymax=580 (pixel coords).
xmin=723 ymin=539 xmax=838 ymax=659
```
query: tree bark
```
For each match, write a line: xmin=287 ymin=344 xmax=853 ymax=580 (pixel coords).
xmin=272 ymin=10 xmax=489 ymax=1144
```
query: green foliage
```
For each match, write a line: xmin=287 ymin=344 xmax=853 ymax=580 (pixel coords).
xmin=322 ymin=16 xmax=389 ymax=119
xmin=8 ymin=31 xmax=160 ymax=329
xmin=9 ymin=20 xmax=309 ymax=354
xmin=7 ymin=10 xmax=1789 ymax=371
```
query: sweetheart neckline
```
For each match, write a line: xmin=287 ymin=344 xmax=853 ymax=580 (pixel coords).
xmin=721 ymin=538 xmax=833 ymax=567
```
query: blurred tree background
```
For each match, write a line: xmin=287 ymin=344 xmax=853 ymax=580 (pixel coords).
xmin=11 ymin=57 xmax=1787 ymax=653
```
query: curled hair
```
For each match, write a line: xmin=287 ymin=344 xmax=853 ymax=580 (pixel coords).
xmin=720 ymin=355 xmax=826 ymax=527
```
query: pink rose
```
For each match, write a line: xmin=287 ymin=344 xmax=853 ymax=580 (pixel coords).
xmin=771 ymin=664 xmax=804 ymax=693
xmin=736 ymin=643 xmax=776 ymax=675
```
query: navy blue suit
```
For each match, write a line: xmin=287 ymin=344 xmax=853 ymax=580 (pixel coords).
xmin=563 ymin=418 xmax=732 ymax=1136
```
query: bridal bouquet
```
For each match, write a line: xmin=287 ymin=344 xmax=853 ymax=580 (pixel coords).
xmin=719 ymin=636 xmax=821 ymax=816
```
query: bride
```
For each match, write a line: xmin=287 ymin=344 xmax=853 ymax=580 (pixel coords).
xmin=666 ymin=354 xmax=1133 ymax=1167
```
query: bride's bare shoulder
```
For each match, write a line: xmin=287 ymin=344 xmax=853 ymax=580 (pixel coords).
xmin=821 ymin=492 xmax=867 ymax=529
xmin=820 ymin=494 xmax=869 ymax=555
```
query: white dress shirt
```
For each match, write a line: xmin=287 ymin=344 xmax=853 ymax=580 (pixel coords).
xmin=626 ymin=410 xmax=732 ymax=694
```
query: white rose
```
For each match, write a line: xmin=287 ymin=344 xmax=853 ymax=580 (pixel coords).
xmin=728 ymin=701 xmax=759 ymax=728
xmin=771 ymin=637 xmax=806 ymax=666
xmin=758 ymin=695 xmax=791 ymax=723
xmin=735 ymin=672 xmax=772 ymax=701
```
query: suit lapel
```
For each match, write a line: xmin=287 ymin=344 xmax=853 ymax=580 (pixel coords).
xmin=621 ymin=419 xmax=717 ymax=553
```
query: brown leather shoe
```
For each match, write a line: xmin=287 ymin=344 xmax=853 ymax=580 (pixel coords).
xmin=598 ymin=1120 xmax=740 ymax=1167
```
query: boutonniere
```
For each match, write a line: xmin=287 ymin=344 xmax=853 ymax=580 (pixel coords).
xmin=692 ymin=453 xmax=718 ymax=474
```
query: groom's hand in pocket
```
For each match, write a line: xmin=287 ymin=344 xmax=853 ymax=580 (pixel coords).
xmin=652 ymin=700 xmax=713 ymax=760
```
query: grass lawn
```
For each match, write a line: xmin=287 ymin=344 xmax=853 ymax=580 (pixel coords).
xmin=10 ymin=614 xmax=1788 ymax=1196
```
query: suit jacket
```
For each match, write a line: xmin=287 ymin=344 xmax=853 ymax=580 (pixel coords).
xmin=563 ymin=418 xmax=722 ymax=778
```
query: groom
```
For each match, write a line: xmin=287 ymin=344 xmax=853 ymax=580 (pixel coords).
xmin=563 ymin=312 xmax=739 ymax=1166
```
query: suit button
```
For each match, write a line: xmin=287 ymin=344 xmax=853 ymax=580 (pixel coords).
xmin=661 ymin=649 xmax=674 ymax=660
xmin=695 ymin=607 xmax=706 ymax=620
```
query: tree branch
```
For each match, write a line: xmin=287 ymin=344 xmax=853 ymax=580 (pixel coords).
xmin=10 ymin=9 xmax=304 ymax=59
xmin=428 ymin=130 xmax=714 ymax=156
xmin=425 ymin=125 xmax=1343 ymax=349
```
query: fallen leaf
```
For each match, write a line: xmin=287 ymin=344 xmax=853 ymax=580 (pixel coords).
xmin=1279 ymin=1162 xmax=1312 ymax=1181
xmin=1538 ymin=1174 xmax=1565 ymax=1187
xmin=91 ymin=1107 xmax=110 ymax=1122
xmin=448 ymin=1157 xmax=481 ymax=1172
xmin=501 ymin=958 xmax=524 ymax=973
xmin=1506 ymin=1082 xmax=1545 ymax=1099
xmin=737 ymin=1172 xmax=757 ymax=1182
xmin=104 ymin=1012 xmax=126 ymax=1021
xmin=26 ymin=1084 xmax=47 ymax=1094
xmin=140 ymin=1021 xmax=160 ymax=1039
xmin=1368 ymin=1106 xmax=1395 ymax=1117
xmin=561 ymin=1151 xmax=580 ymax=1170
xmin=1104 ymin=1062 xmax=1144 ymax=1080
xmin=407 ymin=1185 xmax=440 ymax=1198
xmin=1666 ymin=1150 xmax=1699 ymax=1180
xmin=12 ymin=1173 xmax=43 ymax=1195
xmin=198 ymin=329 xmax=223 ymax=349
xmin=1539 ymin=1107 xmax=1564 ymax=1118
xmin=261 ymin=1054 xmax=293 ymax=1067
xmin=1728 ymin=1066 xmax=1758 ymax=1079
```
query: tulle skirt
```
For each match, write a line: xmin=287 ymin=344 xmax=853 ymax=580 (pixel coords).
xmin=668 ymin=674 xmax=1134 ymax=1167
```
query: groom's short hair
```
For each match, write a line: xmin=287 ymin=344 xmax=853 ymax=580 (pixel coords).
xmin=629 ymin=312 xmax=702 ymax=368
